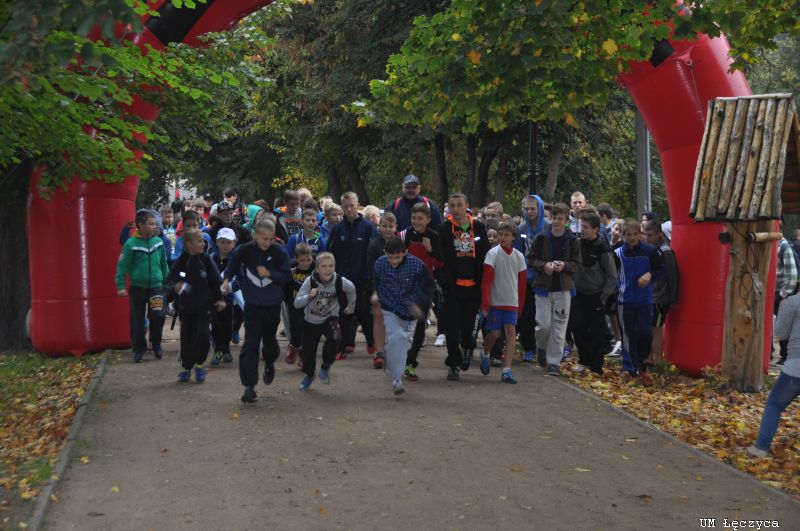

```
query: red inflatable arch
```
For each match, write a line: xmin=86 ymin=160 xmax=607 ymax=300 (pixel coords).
xmin=28 ymin=3 xmax=772 ymax=374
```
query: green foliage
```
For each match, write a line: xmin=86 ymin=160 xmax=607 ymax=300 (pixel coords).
xmin=0 ymin=0 xmax=216 ymax=190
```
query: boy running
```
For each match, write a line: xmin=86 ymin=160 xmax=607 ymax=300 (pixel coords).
xmin=164 ymin=230 xmax=227 ymax=382
xmin=480 ymin=222 xmax=527 ymax=384
xmin=223 ymin=219 xmax=291 ymax=403
xmin=437 ymin=193 xmax=489 ymax=381
xmin=209 ymin=227 xmax=238 ymax=366
xmin=287 ymin=208 xmax=327 ymax=260
xmin=293 ymin=252 xmax=356 ymax=389
xmin=285 ymin=243 xmax=316 ymax=365
xmin=372 ymin=238 xmax=436 ymax=395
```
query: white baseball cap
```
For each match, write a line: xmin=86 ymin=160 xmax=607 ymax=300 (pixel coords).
xmin=216 ymin=227 xmax=237 ymax=241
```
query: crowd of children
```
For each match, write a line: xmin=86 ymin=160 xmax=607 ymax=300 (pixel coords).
xmin=115 ymin=185 xmax=691 ymax=404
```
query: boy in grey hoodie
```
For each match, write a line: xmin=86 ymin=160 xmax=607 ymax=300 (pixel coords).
xmin=293 ymin=252 xmax=356 ymax=390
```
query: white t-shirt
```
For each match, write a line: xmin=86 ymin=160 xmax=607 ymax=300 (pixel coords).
xmin=484 ymin=246 xmax=526 ymax=308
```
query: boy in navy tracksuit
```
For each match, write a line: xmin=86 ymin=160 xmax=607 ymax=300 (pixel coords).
xmin=223 ymin=219 xmax=291 ymax=404
xmin=164 ymin=230 xmax=227 ymax=382
xmin=327 ymin=192 xmax=378 ymax=358
xmin=284 ymin=243 xmax=315 ymax=365
xmin=615 ymin=219 xmax=663 ymax=376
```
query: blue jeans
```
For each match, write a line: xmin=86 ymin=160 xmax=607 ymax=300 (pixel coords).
xmin=754 ymin=371 xmax=800 ymax=451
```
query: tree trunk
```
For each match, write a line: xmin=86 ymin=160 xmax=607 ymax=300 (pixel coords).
xmin=434 ymin=132 xmax=449 ymax=205
xmin=493 ymin=148 xmax=509 ymax=204
xmin=464 ymin=134 xmax=477 ymax=202
xmin=544 ymin=122 xmax=566 ymax=201
xmin=341 ymin=154 xmax=370 ymax=205
xmin=327 ymin=166 xmax=342 ymax=201
xmin=475 ymin=138 xmax=500 ymax=208
xmin=0 ymin=160 xmax=33 ymax=351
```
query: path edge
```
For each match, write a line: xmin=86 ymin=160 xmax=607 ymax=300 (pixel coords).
xmin=553 ymin=374 xmax=800 ymax=507
xmin=28 ymin=351 xmax=110 ymax=531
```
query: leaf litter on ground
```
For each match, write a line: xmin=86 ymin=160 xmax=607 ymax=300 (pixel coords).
xmin=0 ymin=353 xmax=99 ymax=510
xmin=559 ymin=356 xmax=799 ymax=498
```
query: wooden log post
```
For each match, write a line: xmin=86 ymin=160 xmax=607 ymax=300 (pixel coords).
xmin=727 ymin=100 xmax=760 ymax=219
xmin=690 ymin=101 xmax=715 ymax=219
xmin=738 ymin=100 xmax=769 ymax=218
xmin=717 ymin=100 xmax=748 ymax=217
xmin=706 ymin=100 xmax=738 ymax=219
xmin=759 ymin=98 xmax=789 ymax=217
xmin=770 ymin=101 xmax=798 ymax=218
xmin=695 ymin=101 xmax=725 ymax=221
xmin=747 ymin=98 xmax=777 ymax=218
xmin=722 ymin=220 xmax=773 ymax=392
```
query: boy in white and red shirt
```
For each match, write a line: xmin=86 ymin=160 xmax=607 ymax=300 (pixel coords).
xmin=480 ymin=221 xmax=527 ymax=384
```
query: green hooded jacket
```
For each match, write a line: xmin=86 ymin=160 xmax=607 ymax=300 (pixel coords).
xmin=115 ymin=231 xmax=169 ymax=290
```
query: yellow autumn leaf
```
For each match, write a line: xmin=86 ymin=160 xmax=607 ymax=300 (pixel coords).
xmin=451 ymin=33 xmax=462 ymax=42
xmin=602 ymin=38 xmax=618 ymax=56
xmin=533 ymin=48 xmax=543 ymax=57
xmin=80 ymin=456 xmax=89 ymax=464
xmin=356 ymin=117 xmax=367 ymax=128
xmin=468 ymin=49 xmax=482 ymax=65
xmin=565 ymin=113 xmax=578 ymax=128
xmin=111 ymin=486 xmax=120 ymax=493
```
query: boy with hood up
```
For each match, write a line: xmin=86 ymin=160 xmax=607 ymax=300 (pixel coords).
xmin=514 ymin=195 xmax=549 ymax=362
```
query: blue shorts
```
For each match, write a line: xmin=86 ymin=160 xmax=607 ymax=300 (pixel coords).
xmin=485 ymin=307 xmax=517 ymax=331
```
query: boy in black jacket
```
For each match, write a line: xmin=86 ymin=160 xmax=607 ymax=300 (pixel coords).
xmin=285 ymin=242 xmax=315 ymax=365
xmin=164 ymin=230 xmax=227 ymax=383
xmin=210 ymin=228 xmax=238 ymax=367
xmin=223 ymin=219 xmax=291 ymax=404
xmin=437 ymin=192 xmax=489 ymax=381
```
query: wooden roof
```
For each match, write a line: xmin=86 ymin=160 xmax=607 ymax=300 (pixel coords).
xmin=689 ymin=94 xmax=800 ymax=222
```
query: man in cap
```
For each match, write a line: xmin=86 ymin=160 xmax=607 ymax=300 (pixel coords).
xmin=384 ymin=174 xmax=442 ymax=232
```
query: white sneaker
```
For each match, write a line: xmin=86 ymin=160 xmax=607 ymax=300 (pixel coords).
xmin=746 ymin=445 xmax=768 ymax=458
xmin=393 ymin=379 xmax=405 ymax=395
xmin=434 ymin=334 xmax=446 ymax=347
xmin=607 ymin=341 xmax=622 ymax=357
xmin=571 ymin=363 xmax=587 ymax=374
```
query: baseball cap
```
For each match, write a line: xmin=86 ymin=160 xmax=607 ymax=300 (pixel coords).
xmin=216 ymin=227 xmax=237 ymax=241
xmin=203 ymin=193 xmax=213 ymax=201
xmin=217 ymin=200 xmax=235 ymax=211
xmin=402 ymin=174 xmax=420 ymax=186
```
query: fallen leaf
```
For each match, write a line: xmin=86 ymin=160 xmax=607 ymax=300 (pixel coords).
xmin=575 ymin=468 xmax=591 ymax=472
xmin=636 ymin=494 xmax=652 ymax=501
xmin=110 ymin=486 xmax=119 ymax=493
xmin=80 ymin=456 xmax=90 ymax=464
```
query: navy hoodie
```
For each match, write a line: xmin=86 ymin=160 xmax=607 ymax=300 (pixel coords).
xmin=514 ymin=194 xmax=549 ymax=283
xmin=223 ymin=241 xmax=290 ymax=307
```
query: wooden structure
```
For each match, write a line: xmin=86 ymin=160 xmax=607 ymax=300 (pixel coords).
xmin=690 ymin=94 xmax=800 ymax=391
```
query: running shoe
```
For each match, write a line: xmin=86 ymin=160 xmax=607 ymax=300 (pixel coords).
xmin=460 ymin=347 xmax=471 ymax=371
xmin=153 ymin=345 xmax=163 ymax=360
xmin=319 ymin=368 xmax=330 ymax=384
xmin=434 ymin=334 xmax=446 ymax=347
xmin=546 ymin=364 xmax=561 ymax=376
xmin=343 ymin=345 xmax=355 ymax=355
xmin=133 ymin=351 xmax=144 ymax=364
xmin=404 ymin=365 xmax=418 ymax=382
xmin=479 ymin=349 xmax=490 ymax=375
xmin=367 ymin=344 xmax=377 ymax=356
xmin=194 ymin=365 xmax=207 ymax=383
xmin=500 ymin=369 xmax=517 ymax=384
xmin=562 ymin=345 xmax=573 ymax=361
xmin=607 ymin=341 xmax=622 ymax=357
xmin=447 ymin=367 xmax=460 ymax=381
xmin=286 ymin=345 xmax=299 ymax=365
xmin=335 ymin=352 xmax=347 ymax=361
xmin=746 ymin=445 xmax=768 ymax=458
xmin=373 ymin=352 xmax=384 ymax=369
xmin=536 ymin=349 xmax=546 ymax=368
xmin=522 ymin=351 xmax=535 ymax=363
xmin=263 ymin=364 xmax=276 ymax=385
xmin=571 ymin=363 xmax=587 ymax=374
xmin=178 ymin=370 xmax=191 ymax=383
xmin=393 ymin=379 xmax=405 ymax=395
xmin=299 ymin=374 xmax=314 ymax=390
xmin=223 ymin=352 xmax=234 ymax=363
xmin=231 ymin=331 xmax=240 ymax=344
xmin=241 ymin=386 xmax=257 ymax=403
xmin=210 ymin=351 xmax=224 ymax=367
